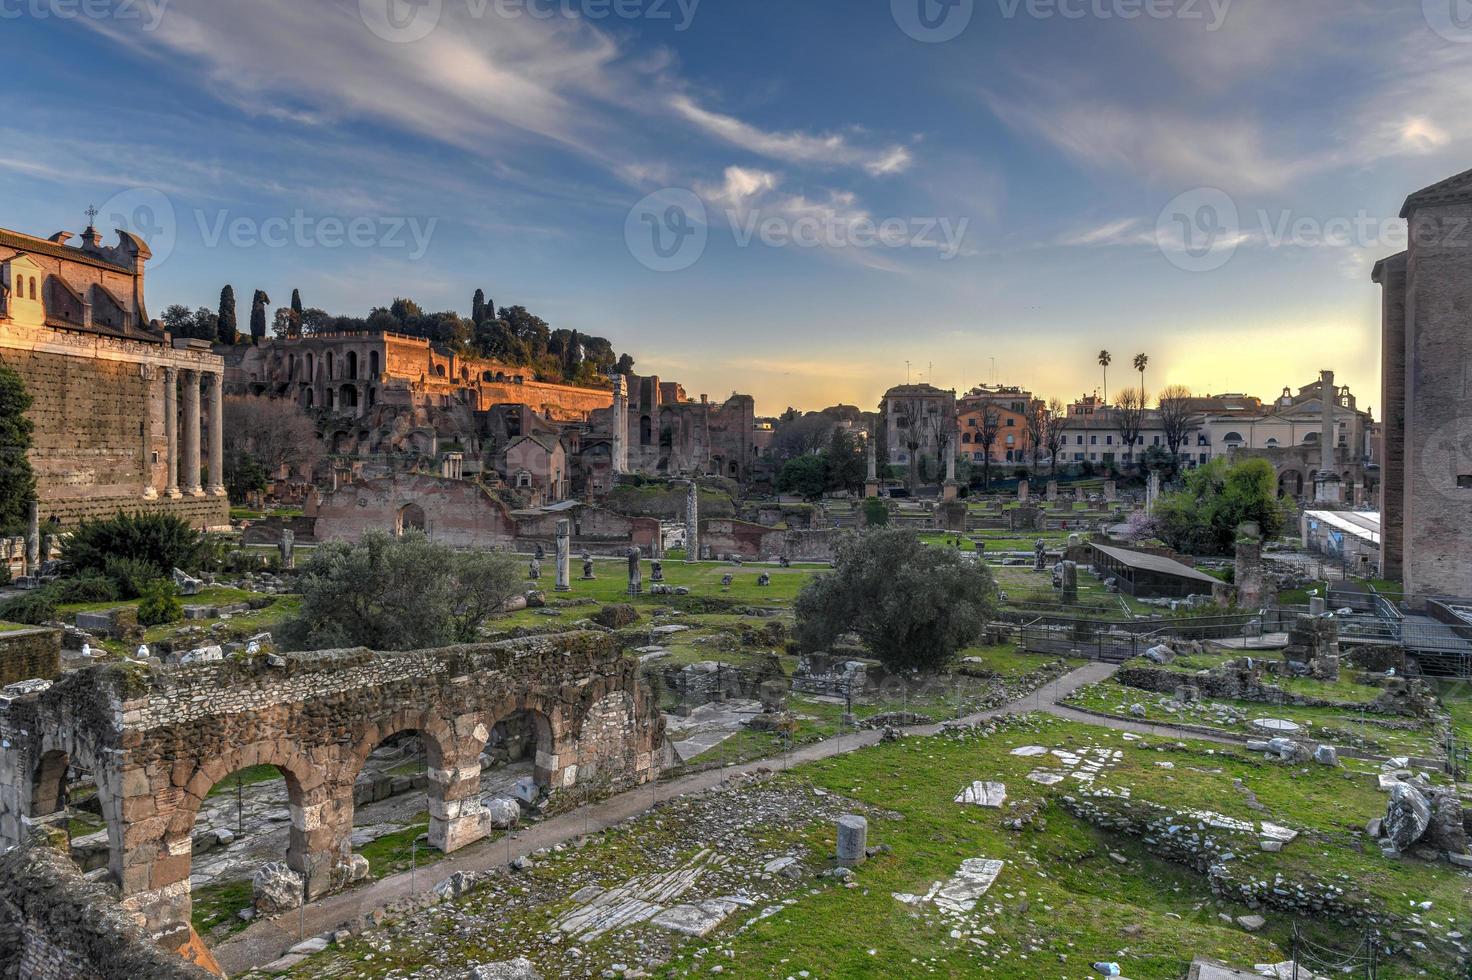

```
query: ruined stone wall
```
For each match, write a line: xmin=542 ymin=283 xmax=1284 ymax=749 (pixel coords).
xmin=0 ymin=833 xmax=210 ymax=980
xmin=701 ymin=519 xmax=843 ymax=562
xmin=0 ymin=633 xmax=664 ymax=944
xmin=313 ymin=474 xmax=516 ymax=547
xmin=0 ymin=628 xmax=61 ymax=686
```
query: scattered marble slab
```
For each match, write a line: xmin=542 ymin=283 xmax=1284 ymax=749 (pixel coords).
xmin=649 ymin=625 xmax=691 ymax=636
xmin=1376 ymin=773 xmax=1403 ymax=791
xmin=1258 ymin=822 xmax=1298 ymax=844
xmin=762 ymin=856 xmax=797 ymax=874
xmin=650 ymin=898 xmax=745 ymax=937
xmin=1250 ymin=718 xmax=1302 ymax=734
xmin=1026 ymin=770 xmax=1065 ymax=786
xmin=554 ymin=849 xmax=727 ymax=941
xmin=955 ymin=781 xmax=1007 ymax=808
xmin=1184 ymin=810 xmax=1255 ymax=833
xmin=1010 ymin=746 xmax=1048 ymax=757
xmin=894 ymin=859 xmax=1005 ymax=917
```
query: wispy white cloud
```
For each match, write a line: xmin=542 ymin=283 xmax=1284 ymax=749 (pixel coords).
xmin=671 ymin=95 xmax=913 ymax=176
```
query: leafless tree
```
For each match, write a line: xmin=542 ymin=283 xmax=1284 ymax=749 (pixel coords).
xmin=1044 ymin=397 xmax=1069 ymax=477
xmin=224 ymin=395 xmax=323 ymax=483
xmin=1023 ymin=400 xmax=1047 ymax=470
xmin=976 ymin=405 xmax=1001 ymax=490
xmin=1111 ymin=387 xmax=1145 ymax=469
xmin=1157 ymin=383 xmax=1196 ymax=472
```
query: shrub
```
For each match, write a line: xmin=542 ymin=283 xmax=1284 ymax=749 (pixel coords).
xmin=61 ymin=512 xmax=208 ymax=578
xmin=49 ymin=573 xmax=120 ymax=604
xmin=137 ymin=579 xmax=183 ymax=627
xmin=0 ymin=591 xmax=57 ymax=626
xmin=861 ymin=497 xmax=889 ymax=527
xmin=103 ymin=556 xmax=163 ymax=600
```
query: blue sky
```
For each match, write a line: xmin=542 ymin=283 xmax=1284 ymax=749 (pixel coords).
xmin=4 ymin=0 xmax=1470 ymax=415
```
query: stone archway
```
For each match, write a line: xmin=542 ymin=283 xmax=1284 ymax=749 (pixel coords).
xmin=397 ymin=503 xmax=427 ymax=535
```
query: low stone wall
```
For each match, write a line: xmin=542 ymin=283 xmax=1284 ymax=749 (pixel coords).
xmin=700 ymin=519 xmax=843 ymax=562
xmin=1114 ymin=663 xmax=1434 ymax=717
xmin=1060 ymin=793 xmax=1390 ymax=928
xmin=0 ymin=628 xmax=61 ymax=687
xmin=0 ymin=833 xmax=211 ymax=980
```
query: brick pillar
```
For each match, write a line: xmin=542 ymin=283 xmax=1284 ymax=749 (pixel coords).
xmin=207 ymin=371 xmax=226 ymax=497
xmin=426 ymin=715 xmax=489 ymax=853
xmin=181 ymin=369 xmax=203 ymax=496
xmin=164 ymin=367 xmax=181 ymax=498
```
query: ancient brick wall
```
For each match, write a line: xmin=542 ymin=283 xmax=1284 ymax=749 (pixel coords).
xmin=0 ymin=833 xmax=210 ymax=980
xmin=0 ymin=325 xmax=228 ymax=529
xmin=0 ymin=628 xmax=61 ymax=686
xmin=701 ymin=519 xmax=843 ymax=562
xmin=313 ymin=474 xmax=516 ymax=547
xmin=1401 ymin=200 xmax=1472 ymax=598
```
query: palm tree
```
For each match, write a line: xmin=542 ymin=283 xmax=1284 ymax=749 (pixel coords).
xmin=1133 ymin=353 xmax=1150 ymax=403
xmin=1097 ymin=350 xmax=1112 ymax=403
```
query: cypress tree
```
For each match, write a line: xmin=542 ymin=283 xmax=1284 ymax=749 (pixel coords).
xmin=0 ymin=361 xmax=37 ymax=531
xmin=250 ymin=290 xmax=270 ymax=344
xmin=290 ymin=288 xmax=304 ymax=338
xmin=472 ymin=288 xmax=486 ymax=326
xmin=217 ymin=285 xmax=238 ymax=345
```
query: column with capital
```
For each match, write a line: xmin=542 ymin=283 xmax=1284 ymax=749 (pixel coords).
xmin=164 ymin=367 xmax=181 ymax=498
xmin=208 ymin=372 xmax=226 ymax=496
xmin=182 ymin=369 xmax=203 ymax=496
xmin=141 ymin=365 xmax=158 ymax=499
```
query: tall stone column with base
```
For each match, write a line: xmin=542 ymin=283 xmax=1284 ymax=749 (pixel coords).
xmin=555 ymin=519 xmax=572 ymax=592
xmin=685 ymin=482 xmax=700 ymax=563
xmin=181 ymin=370 xmax=203 ymax=496
xmin=611 ymin=374 xmax=628 ymax=476
xmin=942 ymin=450 xmax=959 ymax=501
xmin=207 ymin=371 xmax=226 ymax=497
xmin=1314 ymin=369 xmax=1342 ymax=504
xmin=23 ymin=500 xmax=39 ymax=577
xmin=864 ymin=436 xmax=880 ymax=498
xmin=163 ymin=367 xmax=180 ymax=498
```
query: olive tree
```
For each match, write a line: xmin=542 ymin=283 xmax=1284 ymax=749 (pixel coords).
xmin=280 ymin=530 xmax=522 ymax=651
xmin=794 ymin=529 xmax=997 ymax=673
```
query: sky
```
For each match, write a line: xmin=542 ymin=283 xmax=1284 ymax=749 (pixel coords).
xmin=4 ymin=0 xmax=1471 ymax=417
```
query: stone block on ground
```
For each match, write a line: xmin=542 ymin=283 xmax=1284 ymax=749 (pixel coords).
xmin=253 ymin=861 xmax=304 ymax=915
xmin=836 ymin=814 xmax=868 ymax=866
xmin=1383 ymin=782 xmax=1431 ymax=851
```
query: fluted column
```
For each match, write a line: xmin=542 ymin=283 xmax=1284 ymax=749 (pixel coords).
xmin=164 ymin=367 xmax=181 ymax=498
xmin=142 ymin=364 xmax=158 ymax=500
xmin=208 ymin=372 xmax=226 ymax=496
xmin=182 ymin=370 xmax=203 ymax=496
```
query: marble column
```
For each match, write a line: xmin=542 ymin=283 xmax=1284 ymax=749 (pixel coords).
xmin=555 ymin=519 xmax=572 ymax=592
xmin=182 ymin=369 xmax=203 ymax=496
xmin=142 ymin=366 xmax=158 ymax=500
xmin=207 ymin=372 xmax=226 ymax=496
xmin=685 ymin=481 xmax=699 ymax=563
xmin=611 ymin=374 xmax=628 ymax=475
xmin=164 ymin=367 xmax=181 ymax=498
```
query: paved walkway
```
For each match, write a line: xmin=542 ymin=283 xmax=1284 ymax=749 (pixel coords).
xmin=217 ymin=661 xmax=1120 ymax=973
